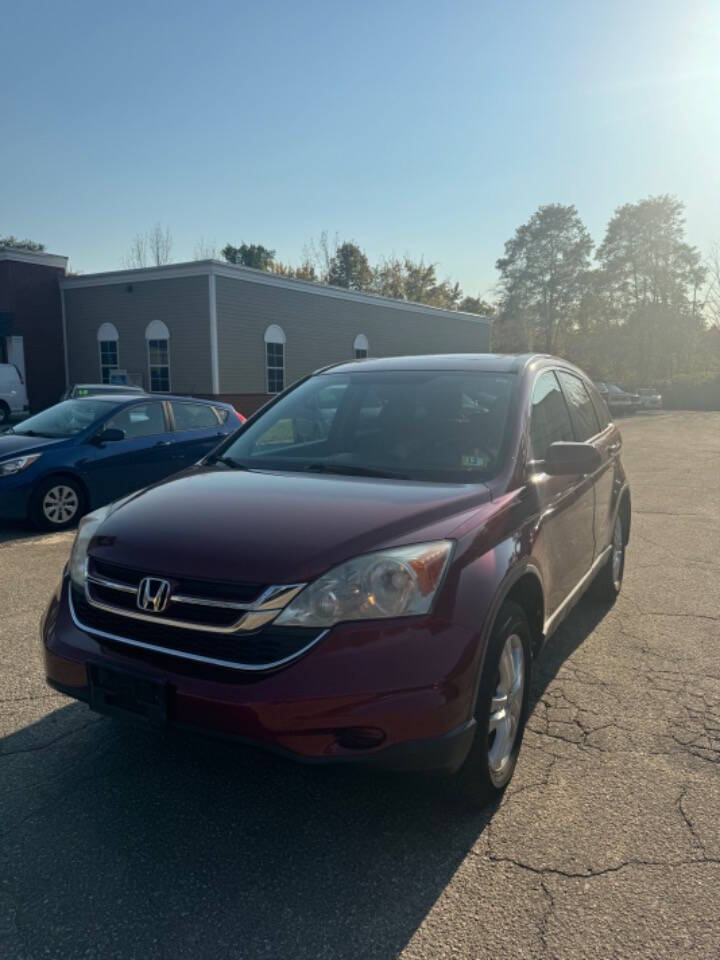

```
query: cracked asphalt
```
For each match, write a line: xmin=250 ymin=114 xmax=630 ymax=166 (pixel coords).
xmin=1 ymin=411 xmax=719 ymax=960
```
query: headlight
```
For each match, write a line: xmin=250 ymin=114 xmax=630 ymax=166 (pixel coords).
xmin=0 ymin=453 xmax=42 ymax=476
xmin=274 ymin=540 xmax=453 ymax=628
xmin=68 ymin=506 xmax=111 ymax=587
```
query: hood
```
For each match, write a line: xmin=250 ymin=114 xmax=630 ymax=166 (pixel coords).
xmin=91 ymin=466 xmax=493 ymax=585
xmin=0 ymin=434 xmax=63 ymax=457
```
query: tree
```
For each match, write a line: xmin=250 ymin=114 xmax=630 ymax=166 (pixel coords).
xmin=496 ymin=204 xmax=593 ymax=353
xmin=327 ymin=241 xmax=373 ymax=291
xmin=222 ymin=243 xmax=276 ymax=271
xmin=125 ymin=223 xmax=173 ymax=268
xmin=194 ymin=237 xmax=219 ymax=260
xmin=458 ymin=295 xmax=495 ymax=316
xmin=373 ymin=255 xmax=466 ymax=309
xmin=595 ymin=195 xmax=706 ymax=381
xmin=0 ymin=235 xmax=45 ymax=252
xmin=702 ymin=242 xmax=720 ymax=330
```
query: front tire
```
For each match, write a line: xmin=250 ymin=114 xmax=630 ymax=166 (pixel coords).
xmin=455 ymin=602 xmax=532 ymax=806
xmin=0 ymin=402 xmax=9 ymax=426
xmin=30 ymin=477 xmax=85 ymax=531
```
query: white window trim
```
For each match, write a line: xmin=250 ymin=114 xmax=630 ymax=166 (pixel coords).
xmin=145 ymin=321 xmax=171 ymax=393
xmin=353 ymin=333 xmax=369 ymax=358
xmin=98 ymin=339 xmax=120 ymax=385
xmin=264 ymin=325 xmax=286 ymax=395
xmin=97 ymin=322 xmax=120 ymax=385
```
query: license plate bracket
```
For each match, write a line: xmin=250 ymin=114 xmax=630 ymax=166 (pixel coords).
xmin=88 ymin=664 xmax=168 ymax=725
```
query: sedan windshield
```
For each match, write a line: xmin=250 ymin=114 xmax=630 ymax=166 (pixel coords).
xmin=220 ymin=370 xmax=515 ymax=482
xmin=12 ymin=399 xmax=117 ymax=438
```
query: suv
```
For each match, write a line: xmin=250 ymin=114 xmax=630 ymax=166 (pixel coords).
xmin=43 ymin=355 xmax=630 ymax=804
xmin=0 ymin=363 xmax=29 ymax=425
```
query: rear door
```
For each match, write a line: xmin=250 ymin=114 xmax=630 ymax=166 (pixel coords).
xmin=528 ymin=371 xmax=595 ymax=617
xmin=80 ymin=400 xmax=175 ymax=504
xmin=167 ymin=400 xmax=228 ymax=468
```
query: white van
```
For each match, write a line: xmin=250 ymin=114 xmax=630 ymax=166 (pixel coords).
xmin=0 ymin=364 xmax=29 ymax=425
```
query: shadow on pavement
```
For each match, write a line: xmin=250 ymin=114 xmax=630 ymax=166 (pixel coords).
xmin=1 ymin=595 xmax=610 ymax=959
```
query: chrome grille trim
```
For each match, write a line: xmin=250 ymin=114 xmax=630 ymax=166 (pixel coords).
xmin=84 ymin=570 xmax=305 ymax=634
xmin=69 ymin=586 xmax=328 ymax=672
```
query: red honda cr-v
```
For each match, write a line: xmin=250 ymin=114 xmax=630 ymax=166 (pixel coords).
xmin=42 ymin=354 xmax=630 ymax=803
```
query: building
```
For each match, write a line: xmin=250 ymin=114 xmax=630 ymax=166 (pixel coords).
xmin=0 ymin=247 xmax=69 ymax=411
xmin=61 ymin=260 xmax=491 ymax=414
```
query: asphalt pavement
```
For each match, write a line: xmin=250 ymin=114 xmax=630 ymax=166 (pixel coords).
xmin=1 ymin=411 xmax=719 ymax=959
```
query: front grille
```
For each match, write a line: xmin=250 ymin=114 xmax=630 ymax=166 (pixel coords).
xmin=89 ymin=558 xmax=265 ymax=605
xmin=87 ymin=581 xmax=241 ymax=628
xmin=71 ymin=588 xmax=325 ymax=670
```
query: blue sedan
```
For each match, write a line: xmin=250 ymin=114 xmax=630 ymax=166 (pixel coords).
xmin=0 ymin=394 xmax=244 ymax=529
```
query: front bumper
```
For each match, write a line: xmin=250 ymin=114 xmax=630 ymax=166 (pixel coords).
xmin=41 ymin=578 xmax=482 ymax=774
xmin=0 ymin=480 xmax=31 ymax=520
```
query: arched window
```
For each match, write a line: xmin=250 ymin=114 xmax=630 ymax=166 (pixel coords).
xmin=145 ymin=320 xmax=170 ymax=392
xmin=264 ymin=324 xmax=286 ymax=394
xmin=353 ymin=333 xmax=369 ymax=359
xmin=97 ymin=322 xmax=119 ymax=384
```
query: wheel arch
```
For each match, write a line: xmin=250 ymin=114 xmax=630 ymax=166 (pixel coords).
xmin=468 ymin=562 xmax=546 ymax=717
xmin=31 ymin=469 xmax=91 ymax=515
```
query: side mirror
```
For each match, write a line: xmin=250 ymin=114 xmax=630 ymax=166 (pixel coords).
xmin=93 ymin=427 xmax=125 ymax=444
xmin=543 ymin=441 xmax=601 ymax=476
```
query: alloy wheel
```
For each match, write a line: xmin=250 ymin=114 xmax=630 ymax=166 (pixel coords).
xmin=488 ymin=633 xmax=525 ymax=784
xmin=42 ymin=485 xmax=79 ymax=525
xmin=611 ymin=515 xmax=624 ymax=590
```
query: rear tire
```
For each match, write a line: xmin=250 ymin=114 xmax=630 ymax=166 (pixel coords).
xmin=0 ymin=402 xmax=9 ymax=426
xmin=454 ymin=602 xmax=532 ymax=807
xmin=593 ymin=513 xmax=625 ymax=601
xmin=30 ymin=477 xmax=85 ymax=531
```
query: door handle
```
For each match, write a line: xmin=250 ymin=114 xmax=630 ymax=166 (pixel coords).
xmin=155 ymin=440 xmax=172 ymax=447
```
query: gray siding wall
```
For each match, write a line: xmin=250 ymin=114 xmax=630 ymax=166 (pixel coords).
xmin=216 ymin=277 xmax=490 ymax=393
xmin=64 ymin=276 xmax=212 ymax=393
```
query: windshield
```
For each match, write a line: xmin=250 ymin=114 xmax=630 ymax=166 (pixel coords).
xmin=220 ymin=370 xmax=515 ymax=482
xmin=12 ymin=399 xmax=117 ymax=438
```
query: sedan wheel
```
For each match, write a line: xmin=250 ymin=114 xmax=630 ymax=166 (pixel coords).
xmin=30 ymin=477 xmax=85 ymax=531
xmin=43 ymin=485 xmax=80 ymax=525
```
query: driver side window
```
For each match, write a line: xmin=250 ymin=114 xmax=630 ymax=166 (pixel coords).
xmin=530 ymin=372 xmax=574 ymax=461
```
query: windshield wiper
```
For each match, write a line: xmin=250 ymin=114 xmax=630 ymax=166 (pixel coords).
xmin=208 ymin=454 xmax=249 ymax=470
xmin=303 ymin=462 xmax=409 ymax=480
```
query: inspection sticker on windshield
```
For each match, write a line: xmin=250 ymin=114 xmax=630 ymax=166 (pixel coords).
xmin=461 ymin=453 xmax=489 ymax=468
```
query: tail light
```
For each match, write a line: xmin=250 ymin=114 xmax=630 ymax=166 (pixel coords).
xmin=233 ymin=408 xmax=246 ymax=424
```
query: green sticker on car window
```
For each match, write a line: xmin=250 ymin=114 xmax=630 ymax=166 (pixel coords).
xmin=461 ymin=453 xmax=489 ymax=468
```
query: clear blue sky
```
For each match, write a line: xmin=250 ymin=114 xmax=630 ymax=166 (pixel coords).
xmin=3 ymin=0 xmax=719 ymax=297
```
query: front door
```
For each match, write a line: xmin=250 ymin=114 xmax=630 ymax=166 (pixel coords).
xmin=80 ymin=400 xmax=174 ymax=506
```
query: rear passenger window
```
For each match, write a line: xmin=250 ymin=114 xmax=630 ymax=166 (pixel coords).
xmin=557 ymin=371 xmax=601 ymax=441
xmin=529 ymin=372 xmax=574 ymax=460
xmin=585 ymin=381 xmax=610 ymax=430
xmin=171 ymin=402 xmax=220 ymax=431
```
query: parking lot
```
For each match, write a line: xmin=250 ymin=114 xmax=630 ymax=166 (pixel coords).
xmin=1 ymin=411 xmax=719 ymax=960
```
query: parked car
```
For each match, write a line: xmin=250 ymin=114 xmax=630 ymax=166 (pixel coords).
xmin=0 ymin=363 xmax=29 ymax=425
xmin=596 ymin=381 xmax=639 ymax=414
xmin=42 ymin=354 xmax=630 ymax=804
xmin=636 ymin=387 xmax=663 ymax=410
xmin=0 ymin=394 xmax=243 ymax=529
xmin=62 ymin=383 xmax=146 ymax=400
